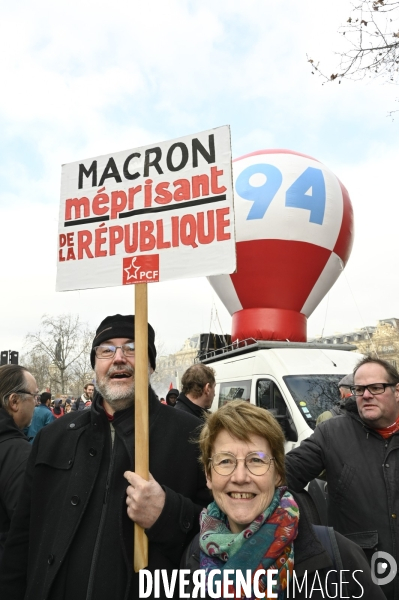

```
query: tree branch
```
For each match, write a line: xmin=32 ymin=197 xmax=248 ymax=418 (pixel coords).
xmin=308 ymin=0 xmax=399 ymax=89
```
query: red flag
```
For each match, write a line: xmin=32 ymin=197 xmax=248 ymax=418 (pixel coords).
xmin=169 ymin=382 xmax=173 ymax=390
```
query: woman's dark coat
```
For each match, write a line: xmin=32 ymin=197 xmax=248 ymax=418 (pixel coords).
xmin=183 ymin=491 xmax=385 ymax=600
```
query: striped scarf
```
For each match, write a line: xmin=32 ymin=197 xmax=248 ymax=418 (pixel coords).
xmin=199 ymin=487 xmax=299 ymax=599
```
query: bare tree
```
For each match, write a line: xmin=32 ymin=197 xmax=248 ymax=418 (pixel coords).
xmin=26 ymin=314 xmax=92 ymax=394
xmin=20 ymin=349 xmax=51 ymax=392
xmin=68 ymin=332 xmax=95 ymax=396
xmin=309 ymin=1 xmax=399 ymax=93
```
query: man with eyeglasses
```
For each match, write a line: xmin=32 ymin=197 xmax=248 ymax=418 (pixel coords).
xmin=0 ymin=314 xmax=209 ymax=600
xmin=286 ymin=356 xmax=399 ymax=600
xmin=0 ymin=364 xmax=38 ymax=565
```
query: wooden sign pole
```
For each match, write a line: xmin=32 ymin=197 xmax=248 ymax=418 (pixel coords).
xmin=134 ymin=282 xmax=149 ymax=572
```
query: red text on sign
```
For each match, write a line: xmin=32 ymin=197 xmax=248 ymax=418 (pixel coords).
xmin=58 ymin=208 xmax=231 ymax=261
xmin=64 ymin=167 xmax=227 ymax=221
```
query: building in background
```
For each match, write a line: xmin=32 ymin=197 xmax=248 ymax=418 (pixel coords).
xmin=152 ymin=332 xmax=230 ymax=398
xmin=152 ymin=335 xmax=201 ymax=398
xmin=153 ymin=319 xmax=399 ymax=398
xmin=312 ymin=318 xmax=399 ymax=368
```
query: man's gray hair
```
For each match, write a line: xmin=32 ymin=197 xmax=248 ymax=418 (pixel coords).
xmin=0 ymin=364 xmax=29 ymax=408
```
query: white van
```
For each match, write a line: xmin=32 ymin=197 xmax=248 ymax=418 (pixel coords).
xmin=203 ymin=340 xmax=363 ymax=453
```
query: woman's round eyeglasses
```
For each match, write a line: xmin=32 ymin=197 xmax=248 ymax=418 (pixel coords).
xmin=209 ymin=451 xmax=275 ymax=476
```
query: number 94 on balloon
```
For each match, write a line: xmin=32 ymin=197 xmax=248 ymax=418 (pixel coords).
xmin=232 ymin=150 xmax=348 ymax=252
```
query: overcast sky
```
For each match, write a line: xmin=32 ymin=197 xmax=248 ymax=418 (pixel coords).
xmin=0 ymin=0 xmax=398 ymax=357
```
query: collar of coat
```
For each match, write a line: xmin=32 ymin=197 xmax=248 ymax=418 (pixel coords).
xmin=176 ymin=393 xmax=209 ymax=415
xmin=0 ymin=407 xmax=28 ymax=444
xmin=54 ymin=387 xmax=161 ymax=433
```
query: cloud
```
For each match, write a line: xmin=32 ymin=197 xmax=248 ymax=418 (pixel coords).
xmin=0 ymin=0 xmax=398 ymax=355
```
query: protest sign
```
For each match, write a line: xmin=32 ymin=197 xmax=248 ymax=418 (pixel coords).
xmin=57 ymin=125 xmax=235 ymax=291
xmin=57 ymin=125 xmax=235 ymax=572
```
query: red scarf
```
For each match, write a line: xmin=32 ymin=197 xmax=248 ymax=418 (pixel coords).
xmin=375 ymin=413 xmax=399 ymax=439
xmin=102 ymin=403 xmax=114 ymax=422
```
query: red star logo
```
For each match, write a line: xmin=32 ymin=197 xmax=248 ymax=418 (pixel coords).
xmin=122 ymin=255 xmax=160 ymax=285
xmin=124 ymin=257 xmax=140 ymax=281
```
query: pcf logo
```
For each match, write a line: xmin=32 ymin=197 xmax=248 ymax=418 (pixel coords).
xmin=122 ymin=255 xmax=159 ymax=285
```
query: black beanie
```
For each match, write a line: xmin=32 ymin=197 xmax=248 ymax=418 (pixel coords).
xmin=91 ymin=314 xmax=156 ymax=370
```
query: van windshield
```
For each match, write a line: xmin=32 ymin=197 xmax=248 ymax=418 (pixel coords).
xmin=283 ymin=374 xmax=346 ymax=430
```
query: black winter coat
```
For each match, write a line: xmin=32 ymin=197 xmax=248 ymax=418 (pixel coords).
xmin=175 ymin=393 xmax=209 ymax=419
xmin=286 ymin=406 xmax=399 ymax=600
xmin=182 ymin=491 xmax=385 ymax=600
xmin=0 ymin=391 xmax=210 ymax=600
xmin=0 ymin=408 xmax=31 ymax=562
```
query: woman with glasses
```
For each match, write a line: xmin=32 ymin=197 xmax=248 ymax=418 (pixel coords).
xmin=182 ymin=400 xmax=383 ymax=599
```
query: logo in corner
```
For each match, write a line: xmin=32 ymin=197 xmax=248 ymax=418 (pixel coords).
xmin=123 ymin=255 xmax=160 ymax=285
xmin=371 ymin=551 xmax=397 ymax=586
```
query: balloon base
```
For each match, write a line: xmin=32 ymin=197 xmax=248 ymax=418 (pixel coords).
xmin=232 ymin=308 xmax=307 ymax=343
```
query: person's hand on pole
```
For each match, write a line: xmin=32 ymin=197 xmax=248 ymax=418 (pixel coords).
xmin=125 ymin=471 xmax=166 ymax=529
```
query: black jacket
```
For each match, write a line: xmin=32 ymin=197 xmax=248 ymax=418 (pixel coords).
xmin=182 ymin=491 xmax=385 ymax=600
xmin=175 ymin=393 xmax=209 ymax=419
xmin=0 ymin=391 xmax=210 ymax=600
xmin=0 ymin=408 xmax=31 ymax=561
xmin=286 ymin=403 xmax=399 ymax=600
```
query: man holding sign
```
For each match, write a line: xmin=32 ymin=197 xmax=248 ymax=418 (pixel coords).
xmin=0 ymin=314 xmax=210 ymax=600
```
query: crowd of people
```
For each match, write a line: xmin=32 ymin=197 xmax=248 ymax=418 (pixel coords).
xmin=19 ymin=385 xmax=95 ymax=443
xmin=0 ymin=312 xmax=398 ymax=599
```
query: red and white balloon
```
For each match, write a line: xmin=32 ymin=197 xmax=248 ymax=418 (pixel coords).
xmin=208 ymin=149 xmax=354 ymax=342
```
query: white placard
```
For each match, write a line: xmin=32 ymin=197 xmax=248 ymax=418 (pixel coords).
xmin=56 ymin=126 xmax=235 ymax=291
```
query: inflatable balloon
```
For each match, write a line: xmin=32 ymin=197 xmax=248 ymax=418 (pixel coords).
xmin=208 ymin=149 xmax=354 ymax=342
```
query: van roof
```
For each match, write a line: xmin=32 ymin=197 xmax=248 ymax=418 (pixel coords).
xmin=203 ymin=345 xmax=364 ymax=379
xmin=201 ymin=339 xmax=357 ymax=364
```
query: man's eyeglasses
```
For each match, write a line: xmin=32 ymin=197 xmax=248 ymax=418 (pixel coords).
xmin=18 ymin=391 xmax=41 ymax=400
xmin=209 ymin=451 xmax=275 ymax=476
xmin=95 ymin=343 xmax=135 ymax=359
xmin=350 ymin=383 xmax=397 ymax=397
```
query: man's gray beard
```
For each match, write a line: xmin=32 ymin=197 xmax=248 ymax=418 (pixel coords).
xmin=95 ymin=377 xmax=135 ymax=412
xmin=95 ymin=365 xmax=152 ymax=412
